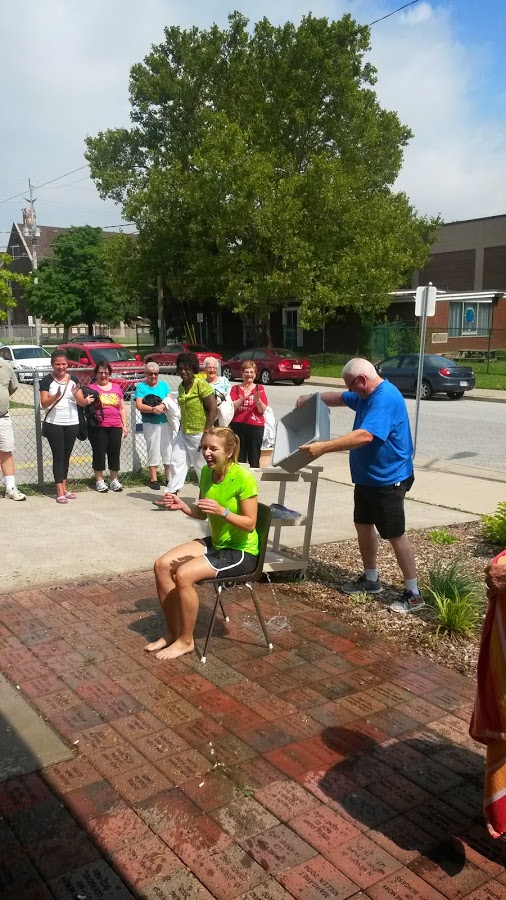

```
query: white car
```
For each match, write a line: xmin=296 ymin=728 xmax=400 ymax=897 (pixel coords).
xmin=0 ymin=344 xmax=52 ymax=382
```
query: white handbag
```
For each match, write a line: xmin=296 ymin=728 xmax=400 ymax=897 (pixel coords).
xmin=162 ymin=395 xmax=181 ymax=436
xmin=215 ymin=391 xmax=234 ymax=427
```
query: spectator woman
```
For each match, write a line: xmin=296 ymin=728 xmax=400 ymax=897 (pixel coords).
xmin=135 ymin=362 xmax=173 ymax=490
xmin=75 ymin=362 xmax=127 ymax=493
xmin=39 ymin=349 xmax=81 ymax=503
xmin=230 ymin=360 xmax=267 ymax=467
xmin=146 ymin=426 xmax=259 ymax=660
xmin=204 ymin=357 xmax=230 ymax=396
xmin=164 ymin=352 xmax=217 ymax=496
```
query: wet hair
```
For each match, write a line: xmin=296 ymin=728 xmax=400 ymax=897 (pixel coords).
xmin=241 ymin=359 xmax=256 ymax=373
xmin=202 ymin=426 xmax=240 ymax=463
xmin=51 ymin=348 xmax=68 ymax=364
xmin=176 ymin=351 xmax=200 ymax=375
xmin=93 ymin=360 xmax=112 ymax=378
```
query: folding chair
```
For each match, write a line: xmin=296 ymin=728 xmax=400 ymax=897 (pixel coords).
xmin=197 ymin=502 xmax=274 ymax=662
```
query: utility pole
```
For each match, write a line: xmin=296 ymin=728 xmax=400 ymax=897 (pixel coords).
xmin=22 ymin=179 xmax=41 ymax=345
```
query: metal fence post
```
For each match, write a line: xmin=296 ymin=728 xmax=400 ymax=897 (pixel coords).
xmin=130 ymin=396 xmax=142 ymax=472
xmin=32 ymin=372 xmax=45 ymax=486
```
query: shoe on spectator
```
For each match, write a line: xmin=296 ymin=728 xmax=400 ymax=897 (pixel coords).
xmin=342 ymin=574 xmax=383 ymax=595
xmin=95 ymin=479 xmax=109 ymax=492
xmin=389 ymin=590 xmax=425 ymax=614
xmin=6 ymin=487 xmax=27 ymax=501
xmin=110 ymin=478 xmax=123 ymax=492
xmin=150 ymin=480 xmax=160 ymax=490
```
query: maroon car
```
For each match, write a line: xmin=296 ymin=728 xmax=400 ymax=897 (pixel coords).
xmin=58 ymin=342 xmax=144 ymax=397
xmin=144 ymin=343 xmax=222 ymax=370
xmin=222 ymin=348 xmax=311 ymax=385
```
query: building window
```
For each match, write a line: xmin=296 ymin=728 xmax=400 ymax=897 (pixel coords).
xmin=449 ymin=302 xmax=491 ymax=337
xmin=10 ymin=245 xmax=22 ymax=257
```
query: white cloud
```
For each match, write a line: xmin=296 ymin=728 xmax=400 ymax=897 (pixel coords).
xmin=0 ymin=0 xmax=504 ymax=248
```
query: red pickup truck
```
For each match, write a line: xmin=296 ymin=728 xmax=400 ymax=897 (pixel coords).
xmin=58 ymin=342 xmax=145 ymax=398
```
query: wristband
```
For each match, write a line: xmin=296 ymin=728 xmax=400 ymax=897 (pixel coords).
xmin=222 ymin=507 xmax=230 ymax=518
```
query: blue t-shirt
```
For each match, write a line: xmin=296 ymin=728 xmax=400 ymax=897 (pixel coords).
xmin=135 ymin=379 xmax=171 ymax=424
xmin=343 ymin=380 xmax=413 ymax=486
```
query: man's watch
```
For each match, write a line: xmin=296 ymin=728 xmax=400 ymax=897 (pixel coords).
xmin=221 ymin=508 xmax=230 ymax=518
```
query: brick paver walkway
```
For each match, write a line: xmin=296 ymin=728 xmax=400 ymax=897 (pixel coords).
xmin=0 ymin=573 xmax=505 ymax=899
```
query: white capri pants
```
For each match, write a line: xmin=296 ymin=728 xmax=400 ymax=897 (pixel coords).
xmin=0 ymin=415 xmax=15 ymax=453
xmin=166 ymin=431 xmax=204 ymax=493
xmin=143 ymin=421 xmax=174 ymax=466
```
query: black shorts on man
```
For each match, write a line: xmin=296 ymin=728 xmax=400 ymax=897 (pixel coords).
xmin=353 ymin=474 xmax=414 ymax=540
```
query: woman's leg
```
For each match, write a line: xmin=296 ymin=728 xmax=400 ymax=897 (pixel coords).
xmin=185 ymin=433 xmax=205 ymax=483
xmin=155 ymin=554 xmax=217 ymax=661
xmin=146 ymin=539 xmax=209 ymax=652
xmin=247 ymin=425 xmax=264 ymax=468
xmin=45 ymin=423 xmax=66 ymax=497
xmin=165 ymin=431 xmax=190 ymax=493
xmin=159 ymin=423 xmax=173 ymax=484
xmin=106 ymin=427 xmax=122 ymax=480
xmin=89 ymin=426 xmax=106 ymax=482
xmin=62 ymin=425 xmax=79 ymax=492
xmin=144 ymin=423 xmax=161 ymax=484
xmin=231 ymin=422 xmax=247 ymax=462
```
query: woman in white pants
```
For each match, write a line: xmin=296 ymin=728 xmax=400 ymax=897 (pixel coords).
xmin=135 ymin=362 xmax=174 ymax=490
xmin=164 ymin=352 xmax=216 ymax=496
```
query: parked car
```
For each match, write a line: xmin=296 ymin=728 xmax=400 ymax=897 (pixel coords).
xmin=222 ymin=347 xmax=311 ymax=385
xmin=144 ymin=343 xmax=222 ymax=370
xmin=0 ymin=344 xmax=52 ymax=382
xmin=69 ymin=334 xmax=115 ymax=343
xmin=58 ymin=342 xmax=145 ymax=397
xmin=376 ymin=353 xmax=475 ymax=399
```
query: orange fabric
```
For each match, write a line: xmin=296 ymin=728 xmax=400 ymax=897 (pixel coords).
xmin=470 ymin=548 xmax=506 ymax=836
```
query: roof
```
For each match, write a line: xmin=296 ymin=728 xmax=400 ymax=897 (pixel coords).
xmin=12 ymin=224 xmax=118 ymax=261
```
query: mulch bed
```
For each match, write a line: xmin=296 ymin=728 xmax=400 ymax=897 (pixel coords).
xmin=277 ymin=522 xmax=499 ymax=679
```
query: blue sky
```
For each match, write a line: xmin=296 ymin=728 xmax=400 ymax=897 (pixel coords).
xmin=1 ymin=0 xmax=505 ymax=247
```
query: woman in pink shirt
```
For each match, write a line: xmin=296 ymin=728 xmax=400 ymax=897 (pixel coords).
xmin=230 ymin=360 xmax=268 ymax=467
xmin=76 ymin=362 xmax=127 ymax=492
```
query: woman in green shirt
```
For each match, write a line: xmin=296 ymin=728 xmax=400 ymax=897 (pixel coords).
xmin=146 ymin=426 xmax=259 ymax=661
xmin=165 ymin=352 xmax=217 ymax=496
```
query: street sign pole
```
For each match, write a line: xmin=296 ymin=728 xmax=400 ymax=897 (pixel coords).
xmin=413 ymin=283 xmax=436 ymax=458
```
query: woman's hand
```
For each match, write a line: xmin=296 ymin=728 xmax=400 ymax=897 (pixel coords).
xmin=153 ymin=403 xmax=165 ymax=415
xmin=86 ymin=395 xmax=95 ymax=405
xmin=163 ymin=492 xmax=187 ymax=511
xmin=197 ymin=498 xmax=225 ymax=516
xmin=122 ymin=426 xmax=128 ymax=438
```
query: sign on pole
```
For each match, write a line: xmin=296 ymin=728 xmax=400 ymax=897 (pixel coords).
xmin=197 ymin=313 xmax=204 ymax=323
xmin=415 ymin=285 xmax=436 ymax=317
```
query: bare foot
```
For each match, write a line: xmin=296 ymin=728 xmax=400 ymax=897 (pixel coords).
xmin=155 ymin=639 xmax=194 ymax=661
xmin=144 ymin=635 xmax=173 ymax=653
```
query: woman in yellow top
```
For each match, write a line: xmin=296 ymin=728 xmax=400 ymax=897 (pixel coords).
xmin=164 ymin=351 xmax=216 ymax=496
xmin=146 ymin=426 xmax=259 ymax=661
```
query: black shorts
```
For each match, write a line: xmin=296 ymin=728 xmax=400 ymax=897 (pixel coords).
xmin=353 ymin=474 xmax=414 ymax=540
xmin=200 ymin=536 xmax=258 ymax=576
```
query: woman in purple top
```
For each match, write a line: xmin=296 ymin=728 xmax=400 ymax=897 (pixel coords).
xmin=75 ymin=361 xmax=127 ymax=492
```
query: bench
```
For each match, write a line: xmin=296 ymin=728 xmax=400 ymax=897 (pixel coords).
xmin=446 ymin=350 xmax=496 ymax=363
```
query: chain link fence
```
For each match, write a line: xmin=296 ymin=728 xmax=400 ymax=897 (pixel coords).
xmin=4 ymin=368 xmax=181 ymax=490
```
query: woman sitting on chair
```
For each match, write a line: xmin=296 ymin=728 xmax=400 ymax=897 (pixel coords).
xmin=146 ymin=426 xmax=259 ymax=661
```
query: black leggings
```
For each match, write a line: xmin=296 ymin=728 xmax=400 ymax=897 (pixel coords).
xmin=88 ymin=426 xmax=122 ymax=473
xmin=44 ymin=423 xmax=79 ymax=484
xmin=231 ymin=422 xmax=264 ymax=467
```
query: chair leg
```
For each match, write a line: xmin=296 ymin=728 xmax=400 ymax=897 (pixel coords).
xmin=219 ymin=597 xmax=229 ymax=622
xmin=246 ymin=582 xmax=274 ymax=651
xmin=200 ymin=583 xmax=222 ymax=663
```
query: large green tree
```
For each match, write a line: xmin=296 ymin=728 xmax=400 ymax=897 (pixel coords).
xmin=86 ymin=12 xmax=438 ymax=338
xmin=1 ymin=254 xmax=29 ymax=321
xmin=27 ymin=226 xmax=128 ymax=337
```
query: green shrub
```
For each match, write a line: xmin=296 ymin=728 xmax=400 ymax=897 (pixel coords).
xmin=428 ymin=529 xmax=458 ymax=545
xmin=422 ymin=560 xmax=484 ymax=638
xmin=482 ymin=502 xmax=506 ymax=546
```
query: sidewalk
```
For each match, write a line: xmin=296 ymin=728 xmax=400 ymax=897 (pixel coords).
xmin=307 ymin=375 xmax=506 ymax=404
xmin=0 ymin=570 xmax=498 ymax=899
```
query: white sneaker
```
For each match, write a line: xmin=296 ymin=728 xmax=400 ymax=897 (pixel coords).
xmin=110 ymin=478 xmax=123 ymax=492
xmin=5 ymin=487 xmax=27 ymax=501
xmin=95 ymin=479 xmax=109 ymax=492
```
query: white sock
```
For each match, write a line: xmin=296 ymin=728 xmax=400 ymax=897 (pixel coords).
xmin=365 ymin=568 xmax=378 ymax=582
xmin=405 ymin=578 xmax=419 ymax=595
xmin=5 ymin=475 xmax=15 ymax=491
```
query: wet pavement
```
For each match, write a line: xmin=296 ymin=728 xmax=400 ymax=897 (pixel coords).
xmin=0 ymin=572 xmax=504 ymax=899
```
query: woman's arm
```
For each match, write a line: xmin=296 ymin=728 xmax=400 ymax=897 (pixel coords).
xmin=162 ymin=493 xmax=207 ymax=519
xmin=40 ymin=388 xmax=60 ymax=409
xmin=254 ymin=386 xmax=267 ymax=414
xmin=231 ymin=386 xmax=243 ymax=411
xmin=74 ymin=388 xmax=95 ymax=408
xmin=119 ymin=396 xmax=128 ymax=433
xmin=197 ymin=494 xmax=258 ymax=533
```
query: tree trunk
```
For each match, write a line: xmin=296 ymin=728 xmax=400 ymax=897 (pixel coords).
xmin=62 ymin=325 xmax=70 ymax=342
xmin=86 ymin=321 xmax=94 ymax=335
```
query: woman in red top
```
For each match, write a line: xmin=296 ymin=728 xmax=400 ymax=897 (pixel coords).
xmin=230 ymin=360 xmax=268 ymax=467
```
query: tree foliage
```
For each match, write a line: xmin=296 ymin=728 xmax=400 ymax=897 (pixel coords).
xmin=86 ymin=12 xmax=439 ymax=334
xmin=0 ymin=254 xmax=29 ymax=321
xmin=27 ymin=226 xmax=129 ymax=333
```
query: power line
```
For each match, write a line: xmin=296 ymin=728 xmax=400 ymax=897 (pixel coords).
xmin=0 ymin=165 xmax=89 ymax=206
xmin=368 ymin=0 xmax=421 ymax=27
